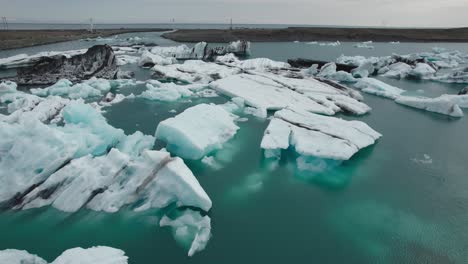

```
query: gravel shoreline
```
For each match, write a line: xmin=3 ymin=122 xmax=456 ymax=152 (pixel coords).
xmin=0 ymin=28 xmax=171 ymax=50
xmin=162 ymin=27 xmax=468 ymax=43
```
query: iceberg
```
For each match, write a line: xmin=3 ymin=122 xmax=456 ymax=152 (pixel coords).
xmin=382 ymin=62 xmax=413 ymax=79
xmin=0 ymin=249 xmax=47 ymax=264
xmin=210 ymin=73 xmax=370 ymax=115
xmin=0 ymin=247 xmax=128 ymax=264
xmin=152 ymin=60 xmax=241 ymax=84
xmin=155 ymin=104 xmax=239 ymax=160
xmin=138 ymin=50 xmax=178 ymax=67
xmin=354 ymin=41 xmax=374 ymax=49
xmin=0 ymin=101 xmax=127 ymax=204
xmin=0 ymin=81 xmax=18 ymax=95
xmin=51 ymin=246 xmax=128 ymax=264
xmin=408 ymin=63 xmax=436 ymax=79
xmin=116 ymin=55 xmax=139 ymax=66
xmin=139 ymin=82 xmax=194 ymax=102
xmin=354 ymin=78 xmax=405 ymax=99
xmin=396 ymin=95 xmax=465 ymax=117
xmin=160 ymin=209 xmax=211 ymax=257
xmin=261 ymin=107 xmax=381 ymax=160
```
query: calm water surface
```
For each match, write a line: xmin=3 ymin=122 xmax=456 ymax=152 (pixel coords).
xmin=1 ymin=31 xmax=468 ymax=263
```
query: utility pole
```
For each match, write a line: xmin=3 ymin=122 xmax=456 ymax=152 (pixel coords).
xmin=2 ymin=17 xmax=8 ymax=30
xmin=89 ymin=18 xmax=94 ymax=33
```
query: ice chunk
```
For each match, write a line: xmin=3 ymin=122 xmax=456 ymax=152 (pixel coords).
xmin=116 ymin=55 xmax=139 ymax=66
xmin=87 ymin=150 xmax=212 ymax=213
xmin=262 ymin=107 xmax=381 ymax=160
xmin=0 ymin=101 xmax=125 ymax=204
xmin=155 ymin=104 xmax=239 ymax=160
xmin=51 ymin=247 xmax=128 ymax=264
xmin=215 ymin=53 xmax=240 ymax=64
xmin=139 ymin=82 xmax=194 ymax=102
xmin=152 ymin=60 xmax=241 ymax=84
xmin=260 ymin=118 xmax=292 ymax=159
xmin=396 ymin=95 xmax=464 ymax=117
xmin=138 ymin=50 xmax=177 ymax=67
xmin=20 ymin=149 xmax=130 ymax=212
xmin=382 ymin=62 xmax=412 ymax=79
xmin=160 ymin=210 xmax=211 ymax=257
xmin=354 ymin=78 xmax=405 ymax=99
xmin=237 ymin=58 xmax=290 ymax=71
xmin=354 ymin=41 xmax=374 ymax=49
xmin=0 ymin=81 xmax=17 ymax=95
xmin=352 ymin=62 xmax=375 ymax=78
xmin=0 ymin=249 xmax=47 ymax=264
xmin=408 ymin=63 xmax=436 ymax=79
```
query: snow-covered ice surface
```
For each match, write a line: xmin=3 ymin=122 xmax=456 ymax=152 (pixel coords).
xmin=261 ymin=107 xmax=381 ymax=161
xmin=155 ymin=104 xmax=239 ymax=160
xmin=0 ymin=247 xmax=128 ymax=264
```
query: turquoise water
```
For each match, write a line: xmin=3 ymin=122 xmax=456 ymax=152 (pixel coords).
xmin=1 ymin=32 xmax=468 ymax=263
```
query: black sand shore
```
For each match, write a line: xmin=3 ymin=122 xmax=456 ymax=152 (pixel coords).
xmin=162 ymin=27 xmax=468 ymax=43
xmin=0 ymin=29 xmax=170 ymax=50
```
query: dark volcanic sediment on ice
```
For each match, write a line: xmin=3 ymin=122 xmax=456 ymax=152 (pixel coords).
xmin=162 ymin=27 xmax=468 ymax=43
xmin=0 ymin=28 xmax=170 ymax=50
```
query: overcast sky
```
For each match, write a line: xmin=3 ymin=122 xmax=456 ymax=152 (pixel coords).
xmin=1 ymin=0 xmax=467 ymax=27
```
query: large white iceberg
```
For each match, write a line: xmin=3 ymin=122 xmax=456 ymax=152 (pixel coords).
xmin=396 ymin=95 xmax=465 ymax=117
xmin=261 ymin=107 xmax=381 ymax=160
xmin=210 ymin=73 xmax=370 ymax=115
xmin=155 ymin=104 xmax=239 ymax=160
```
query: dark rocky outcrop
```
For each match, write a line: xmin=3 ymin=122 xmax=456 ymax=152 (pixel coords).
xmin=288 ymin=58 xmax=356 ymax=72
xmin=459 ymin=87 xmax=468 ymax=95
xmin=15 ymin=45 xmax=128 ymax=85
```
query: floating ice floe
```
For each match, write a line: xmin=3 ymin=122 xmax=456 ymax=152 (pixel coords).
xmin=0 ymin=81 xmax=18 ymax=95
xmin=302 ymin=62 xmax=356 ymax=83
xmin=155 ymin=104 xmax=239 ymax=160
xmin=354 ymin=78 xmax=405 ymax=99
xmin=140 ymin=81 xmax=194 ymax=101
xmin=307 ymin=41 xmax=341 ymax=47
xmin=408 ymin=63 xmax=436 ymax=79
xmin=354 ymin=41 xmax=374 ymax=49
xmin=210 ymin=72 xmax=370 ymax=115
xmin=396 ymin=95 xmax=465 ymax=117
xmin=0 ymin=247 xmax=128 ymax=264
xmin=433 ymin=67 xmax=468 ymax=84
xmin=152 ymin=60 xmax=242 ymax=84
xmin=138 ymin=50 xmax=178 ymax=67
xmin=30 ymin=78 xmax=139 ymax=100
xmin=260 ymin=107 xmax=381 ymax=161
xmin=116 ymin=55 xmax=140 ymax=66
xmin=160 ymin=209 xmax=212 ymax=257
xmin=381 ymin=62 xmax=413 ymax=79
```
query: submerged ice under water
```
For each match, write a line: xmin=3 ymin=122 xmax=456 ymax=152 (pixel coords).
xmin=1 ymin=31 xmax=468 ymax=264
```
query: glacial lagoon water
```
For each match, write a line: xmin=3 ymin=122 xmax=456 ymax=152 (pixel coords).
xmin=1 ymin=31 xmax=468 ymax=263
